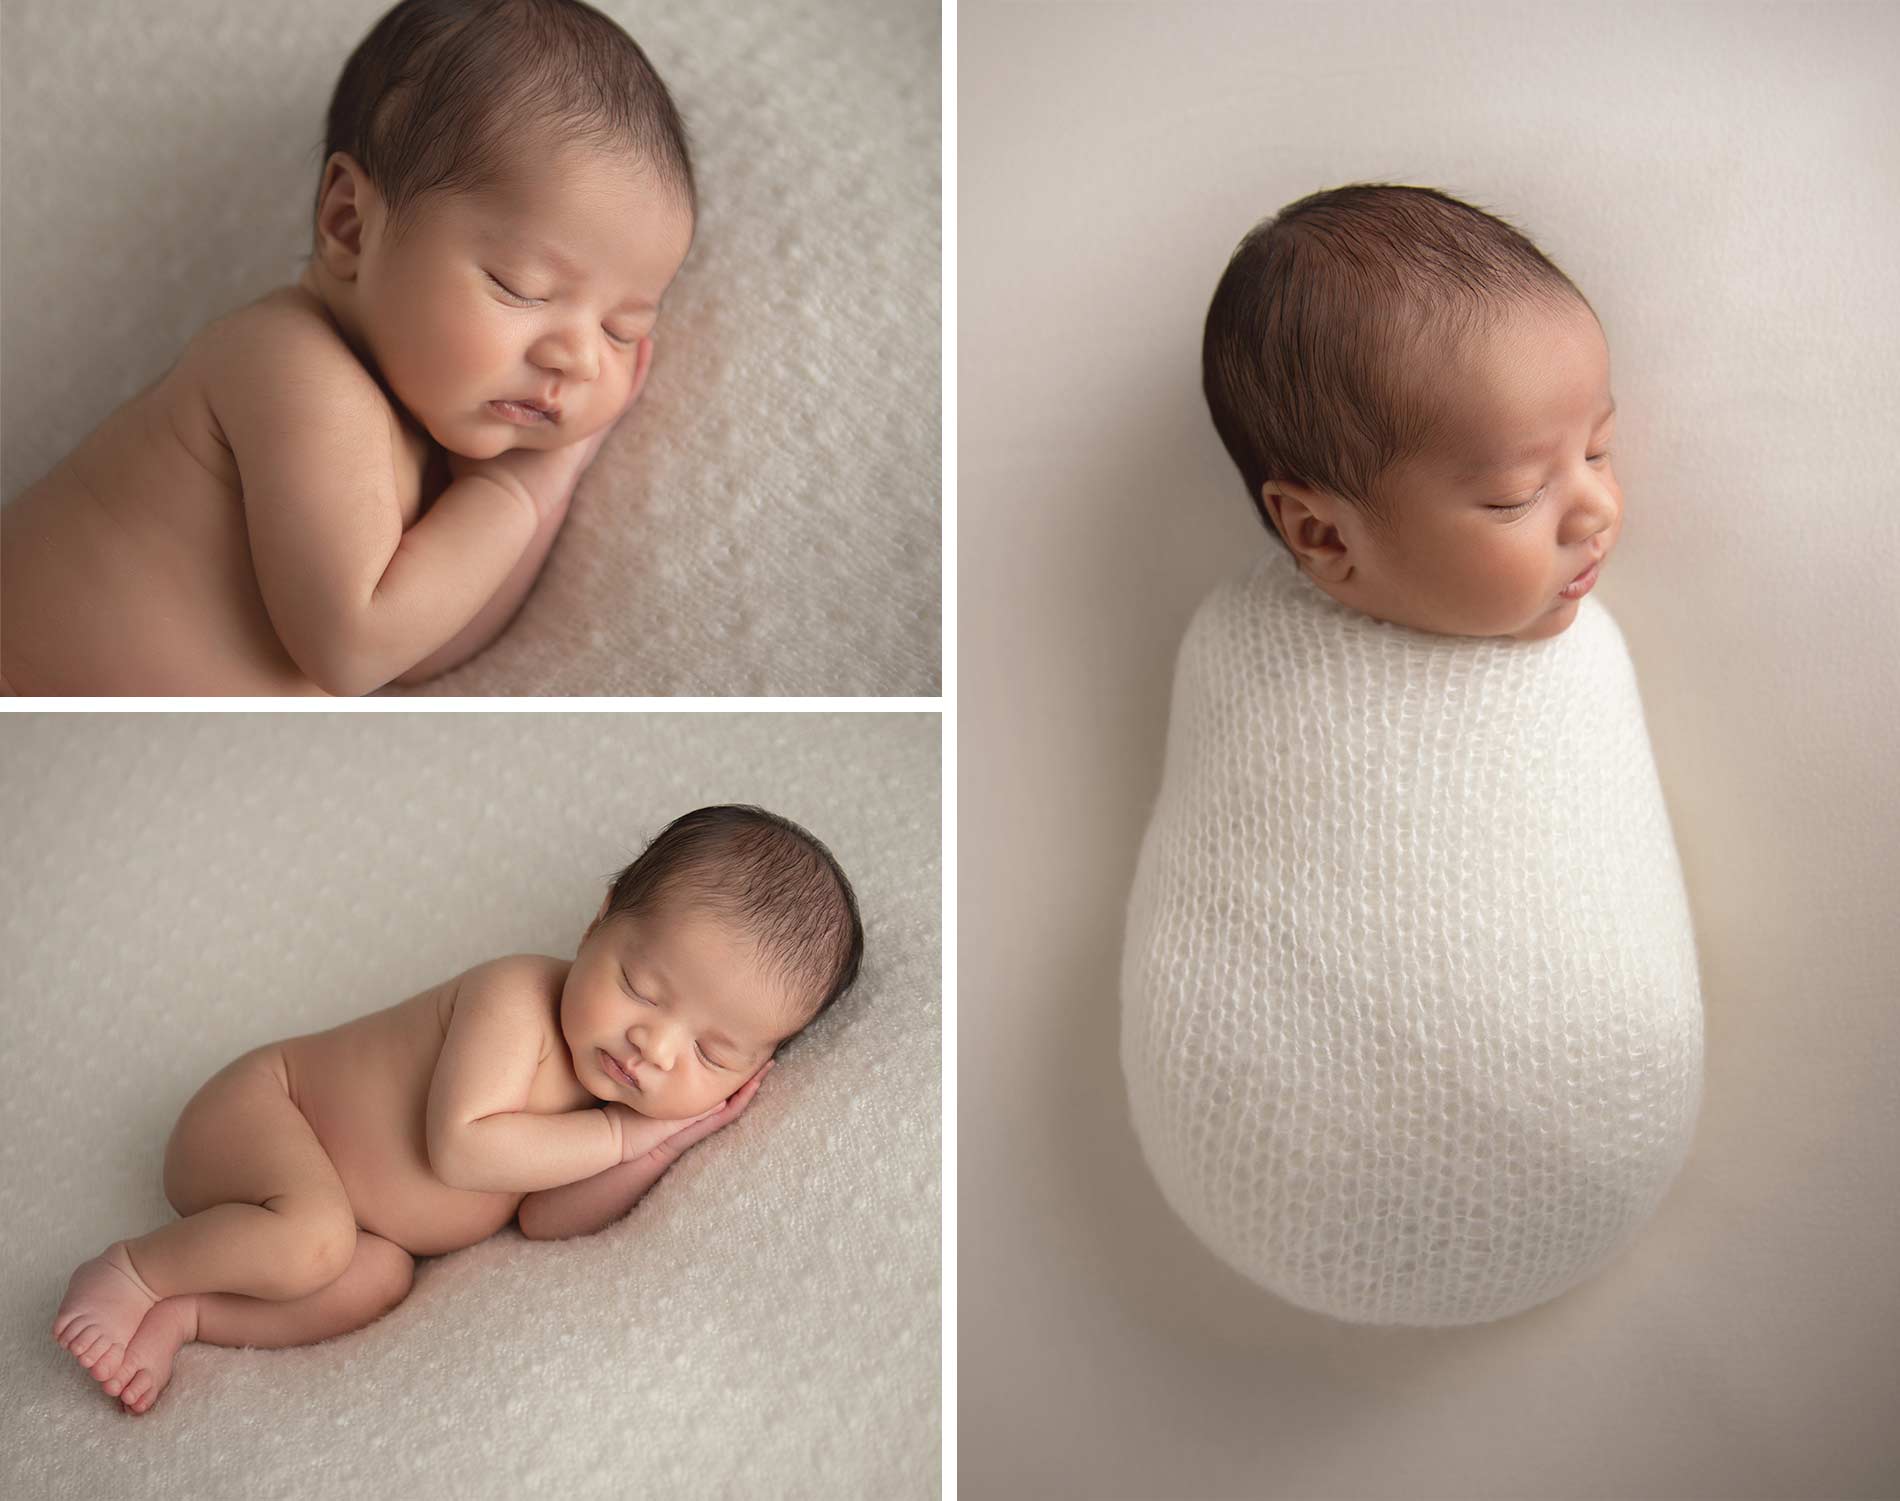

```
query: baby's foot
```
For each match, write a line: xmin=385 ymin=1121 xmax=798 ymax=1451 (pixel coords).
xmin=50 ymin=1241 xmax=161 ymax=1386
xmin=103 ymin=1296 xmax=198 ymax=1415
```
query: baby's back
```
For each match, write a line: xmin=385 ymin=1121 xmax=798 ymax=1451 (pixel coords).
xmin=0 ymin=286 xmax=437 ymax=695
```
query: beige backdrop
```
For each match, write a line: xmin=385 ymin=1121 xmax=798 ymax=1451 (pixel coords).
xmin=959 ymin=2 xmax=1900 ymax=1497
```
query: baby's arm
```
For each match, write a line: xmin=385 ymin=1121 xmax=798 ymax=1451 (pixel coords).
xmin=390 ymin=481 xmax=570 ymax=685
xmin=425 ymin=960 xmax=623 ymax=1194
xmin=210 ymin=307 xmax=540 ymax=696
xmin=518 ymin=1063 xmax=773 ymax=1241
xmin=391 ymin=400 xmax=625 ymax=686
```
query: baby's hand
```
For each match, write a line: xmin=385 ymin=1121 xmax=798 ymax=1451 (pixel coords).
xmin=614 ymin=1060 xmax=776 ymax=1167
xmin=444 ymin=392 xmax=634 ymax=521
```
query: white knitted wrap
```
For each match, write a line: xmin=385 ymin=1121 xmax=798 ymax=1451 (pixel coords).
xmin=1121 ymin=553 xmax=1704 ymax=1326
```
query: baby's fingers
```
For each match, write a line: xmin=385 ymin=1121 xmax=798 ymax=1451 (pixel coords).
xmin=729 ymin=1060 xmax=774 ymax=1111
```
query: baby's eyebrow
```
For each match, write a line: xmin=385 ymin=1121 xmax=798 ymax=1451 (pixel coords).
xmin=1453 ymin=397 xmax=1617 ymax=481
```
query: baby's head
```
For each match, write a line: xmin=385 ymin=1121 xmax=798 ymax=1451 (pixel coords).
xmin=304 ymin=0 xmax=697 ymax=459
xmin=1203 ymin=184 xmax=1621 ymax=642
xmin=561 ymin=805 xmax=864 ymax=1120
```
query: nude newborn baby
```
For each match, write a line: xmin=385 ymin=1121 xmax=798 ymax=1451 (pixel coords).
xmin=1 ymin=0 xmax=694 ymax=695
xmin=1202 ymin=182 xmax=1622 ymax=639
xmin=51 ymin=805 xmax=862 ymax=1414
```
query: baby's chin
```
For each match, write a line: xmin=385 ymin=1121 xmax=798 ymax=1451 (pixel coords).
xmin=1504 ymin=597 xmax=1582 ymax=641
xmin=615 ymin=1098 xmax=724 ymax=1124
xmin=585 ymin=1077 xmax=711 ymax=1122
xmin=432 ymin=427 xmax=535 ymax=462
xmin=425 ymin=407 xmax=578 ymax=461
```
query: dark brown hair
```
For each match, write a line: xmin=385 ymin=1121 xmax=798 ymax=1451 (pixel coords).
xmin=603 ymin=805 xmax=863 ymax=1035
xmin=312 ymin=0 xmax=696 ymax=254
xmin=1202 ymin=183 xmax=1594 ymax=557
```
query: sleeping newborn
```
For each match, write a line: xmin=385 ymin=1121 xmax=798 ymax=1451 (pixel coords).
xmin=1123 ymin=184 xmax=1703 ymax=1326
xmin=1 ymin=0 xmax=694 ymax=695
xmin=51 ymin=805 xmax=862 ymax=1415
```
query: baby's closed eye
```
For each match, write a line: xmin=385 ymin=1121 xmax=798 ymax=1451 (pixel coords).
xmin=621 ymin=965 xmax=731 ymax=1069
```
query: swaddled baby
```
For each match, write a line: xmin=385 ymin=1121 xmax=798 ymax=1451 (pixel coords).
xmin=2 ymin=0 xmax=694 ymax=695
xmin=1122 ymin=184 xmax=1703 ymax=1326
xmin=52 ymin=805 xmax=862 ymax=1415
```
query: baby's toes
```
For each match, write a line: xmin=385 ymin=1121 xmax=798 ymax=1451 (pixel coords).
xmin=89 ymin=1341 xmax=128 ymax=1383
xmin=114 ymin=1369 xmax=147 ymax=1406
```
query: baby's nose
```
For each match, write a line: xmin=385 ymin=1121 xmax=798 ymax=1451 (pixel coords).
xmin=635 ymin=1028 xmax=680 ymax=1069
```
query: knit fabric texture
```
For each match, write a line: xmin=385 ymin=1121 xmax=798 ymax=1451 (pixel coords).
xmin=1121 ymin=552 xmax=1704 ymax=1326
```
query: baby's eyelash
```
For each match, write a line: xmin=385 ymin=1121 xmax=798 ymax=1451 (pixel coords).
xmin=622 ymin=972 xmax=723 ymax=1065
xmin=485 ymin=271 xmax=537 ymax=306
xmin=486 ymin=271 xmax=635 ymax=345
xmin=620 ymin=970 xmax=656 ymax=1004
xmin=1489 ymin=452 xmax=1612 ymax=513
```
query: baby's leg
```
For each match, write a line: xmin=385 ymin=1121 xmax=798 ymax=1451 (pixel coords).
xmin=51 ymin=1048 xmax=356 ymax=1392
xmin=107 ymin=1228 xmax=415 ymax=1415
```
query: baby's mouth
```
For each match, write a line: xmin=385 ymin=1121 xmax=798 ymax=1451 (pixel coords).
xmin=601 ymin=1049 xmax=641 ymax=1090
xmin=489 ymin=398 xmax=558 ymax=425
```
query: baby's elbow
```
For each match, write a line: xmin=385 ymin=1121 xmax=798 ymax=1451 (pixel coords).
xmin=390 ymin=648 xmax=461 ymax=688
xmin=305 ymin=657 xmax=385 ymax=698
xmin=390 ymin=659 xmax=442 ymax=688
xmin=284 ymin=622 xmax=391 ymax=697
xmin=425 ymin=1129 xmax=469 ymax=1194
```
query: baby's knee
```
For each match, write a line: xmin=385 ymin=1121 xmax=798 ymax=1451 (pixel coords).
xmin=268 ymin=1208 xmax=357 ymax=1299
xmin=361 ymin=1236 xmax=415 ymax=1314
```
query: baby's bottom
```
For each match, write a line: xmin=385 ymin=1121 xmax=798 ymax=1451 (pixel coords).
xmin=51 ymin=1045 xmax=414 ymax=1412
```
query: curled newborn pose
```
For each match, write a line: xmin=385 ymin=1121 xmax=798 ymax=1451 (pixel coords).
xmin=2 ymin=0 xmax=694 ymax=695
xmin=51 ymin=805 xmax=862 ymax=1414
xmin=1123 ymin=184 xmax=1702 ymax=1326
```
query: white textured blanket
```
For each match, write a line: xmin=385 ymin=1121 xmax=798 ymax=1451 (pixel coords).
xmin=1122 ymin=553 xmax=1704 ymax=1326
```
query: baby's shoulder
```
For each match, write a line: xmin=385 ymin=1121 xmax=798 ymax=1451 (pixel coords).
xmin=441 ymin=955 xmax=572 ymax=1054
xmin=196 ymin=286 xmax=372 ymax=406
xmin=457 ymin=953 xmax=572 ymax=998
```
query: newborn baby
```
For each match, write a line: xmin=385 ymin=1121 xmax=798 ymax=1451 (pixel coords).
xmin=51 ymin=805 xmax=862 ymax=1414
xmin=1123 ymin=184 xmax=1703 ymax=1326
xmin=1 ymin=0 xmax=694 ymax=695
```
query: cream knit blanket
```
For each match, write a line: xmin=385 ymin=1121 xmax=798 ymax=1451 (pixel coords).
xmin=1121 ymin=553 xmax=1704 ymax=1326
